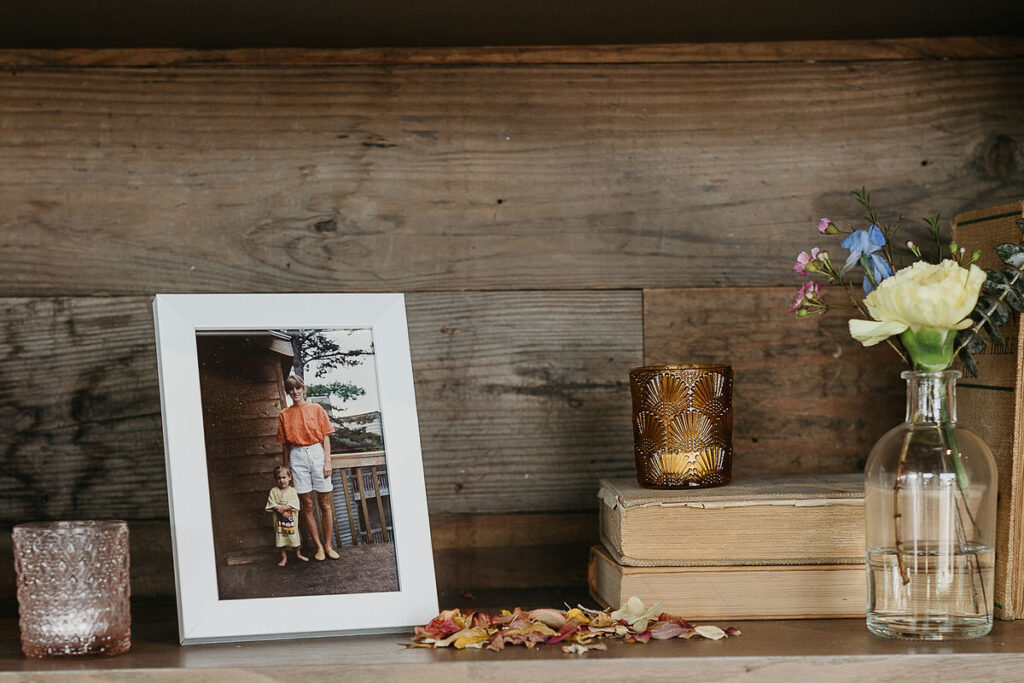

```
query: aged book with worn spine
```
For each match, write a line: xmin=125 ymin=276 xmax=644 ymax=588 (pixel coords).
xmin=588 ymin=545 xmax=865 ymax=620
xmin=599 ymin=474 xmax=864 ymax=566
xmin=952 ymin=200 xmax=1024 ymax=620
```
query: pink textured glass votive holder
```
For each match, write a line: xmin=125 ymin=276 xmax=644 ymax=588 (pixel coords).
xmin=13 ymin=520 xmax=131 ymax=657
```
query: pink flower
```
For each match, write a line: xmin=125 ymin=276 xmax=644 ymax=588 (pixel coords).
xmin=793 ymin=248 xmax=821 ymax=276
xmin=817 ymin=218 xmax=833 ymax=234
xmin=790 ymin=281 xmax=822 ymax=315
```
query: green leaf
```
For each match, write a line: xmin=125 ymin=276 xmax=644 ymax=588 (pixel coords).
xmin=1016 ymin=217 xmax=1024 ymax=235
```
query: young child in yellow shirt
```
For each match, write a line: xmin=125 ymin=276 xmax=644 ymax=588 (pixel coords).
xmin=266 ymin=465 xmax=307 ymax=566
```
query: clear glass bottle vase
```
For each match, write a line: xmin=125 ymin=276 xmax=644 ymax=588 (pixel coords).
xmin=865 ymin=370 xmax=997 ymax=640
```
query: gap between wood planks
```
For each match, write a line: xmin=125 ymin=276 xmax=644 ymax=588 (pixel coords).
xmin=1 ymin=37 xmax=1023 ymax=68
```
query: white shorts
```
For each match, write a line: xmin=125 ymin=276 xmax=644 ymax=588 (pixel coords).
xmin=289 ymin=443 xmax=333 ymax=494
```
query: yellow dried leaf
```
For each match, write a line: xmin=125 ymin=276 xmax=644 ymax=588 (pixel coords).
xmin=451 ymin=628 xmax=492 ymax=649
xmin=564 ymin=608 xmax=591 ymax=624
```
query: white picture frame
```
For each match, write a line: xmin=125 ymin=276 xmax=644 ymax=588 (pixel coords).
xmin=153 ymin=293 xmax=438 ymax=644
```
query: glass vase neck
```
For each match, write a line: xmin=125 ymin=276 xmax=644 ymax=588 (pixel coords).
xmin=902 ymin=370 xmax=959 ymax=424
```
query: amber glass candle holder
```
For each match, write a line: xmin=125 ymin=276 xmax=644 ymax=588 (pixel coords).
xmin=630 ymin=364 xmax=733 ymax=489
xmin=13 ymin=520 xmax=131 ymax=658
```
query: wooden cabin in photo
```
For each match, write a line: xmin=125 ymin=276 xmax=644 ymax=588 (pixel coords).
xmin=196 ymin=331 xmax=294 ymax=569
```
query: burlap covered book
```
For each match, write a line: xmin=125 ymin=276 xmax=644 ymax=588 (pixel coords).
xmin=953 ymin=200 xmax=1024 ymax=620
xmin=598 ymin=474 xmax=864 ymax=566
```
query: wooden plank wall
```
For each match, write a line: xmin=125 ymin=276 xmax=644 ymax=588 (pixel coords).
xmin=0 ymin=39 xmax=1022 ymax=598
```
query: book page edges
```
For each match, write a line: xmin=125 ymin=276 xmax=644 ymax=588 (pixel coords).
xmin=1009 ymin=312 xmax=1024 ymax=618
xmin=598 ymin=475 xmax=864 ymax=511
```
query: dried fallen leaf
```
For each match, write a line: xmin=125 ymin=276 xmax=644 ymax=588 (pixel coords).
xmin=610 ymin=596 xmax=663 ymax=633
xmin=529 ymin=608 xmax=568 ymax=629
xmin=562 ymin=642 xmax=608 ymax=655
xmin=695 ymin=625 xmax=727 ymax=640
xmin=648 ymin=621 xmax=687 ymax=640
xmin=588 ymin=612 xmax=616 ymax=629
xmin=407 ymin=598 xmax=739 ymax=653
xmin=564 ymin=608 xmax=591 ymax=625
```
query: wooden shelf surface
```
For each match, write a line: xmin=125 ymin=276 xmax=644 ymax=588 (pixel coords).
xmin=2 ymin=599 xmax=1024 ymax=680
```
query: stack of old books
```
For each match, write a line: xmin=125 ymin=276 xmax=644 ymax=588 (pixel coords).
xmin=589 ymin=474 xmax=866 ymax=619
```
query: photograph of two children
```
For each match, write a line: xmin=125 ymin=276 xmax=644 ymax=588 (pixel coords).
xmin=196 ymin=327 xmax=399 ymax=600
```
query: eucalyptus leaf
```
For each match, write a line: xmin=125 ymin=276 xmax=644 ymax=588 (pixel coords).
xmin=995 ymin=243 xmax=1024 ymax=268
xmin=965 ymin=331 xmax=987 ymax=354
xmin=982 ymin=269 xmax=1007 ymax=289
xmin=985 ymin=318 xmax=1007 ymax=347
xmin=1017 ymin=217 xmax=1024 ymax=235
xmin=997 ymin=281 xmax=1024 ymax=312
xmin=988 ymin=296 xmax=1012 ymax=326
xmin=961 ymin=348 xmax=980 ymax=377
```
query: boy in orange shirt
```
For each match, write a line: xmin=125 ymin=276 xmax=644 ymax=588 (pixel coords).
xmin=277 ymin=375 xmax=340 ymax=561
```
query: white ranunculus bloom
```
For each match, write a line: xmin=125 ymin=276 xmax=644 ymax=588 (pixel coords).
xmin=849 ymin=260 xmax=985 ymax=345
xmin=849 ymin=260 xmax=985 ymax=370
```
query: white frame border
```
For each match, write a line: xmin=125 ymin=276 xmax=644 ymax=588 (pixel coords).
xmin=153 ymin=293 xmax=438 ymax=644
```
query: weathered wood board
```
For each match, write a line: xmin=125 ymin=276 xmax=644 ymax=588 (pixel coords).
xmin=1 ymin=59 xmax=1022 ymax=295
xmin=0 ymin=41 xmax=1021 ymax=599
xmin=0 ymin=513 xmax=598 ymax=596
xmin=643 ymin=287 xmax=907 ymax=474
xmin=0 ymin=291 xmax=640 ymax=524
xmin=406 ymin=291 xmax=640 ymax=512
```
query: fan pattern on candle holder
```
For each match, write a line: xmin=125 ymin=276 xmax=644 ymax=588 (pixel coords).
xmin=630 ymin=365 xmax=733 ymax=489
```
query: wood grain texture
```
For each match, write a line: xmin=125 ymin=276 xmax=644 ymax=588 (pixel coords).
xmin=1 ymin=59 xmax=1022 ymax=295
xmin=0 ymin=291 xmax=639 ymax=522
xmin=4 ymin=604 xmax=1024 ymax=679
xmin=3 ymin=38 xmax=1024 ymax=67
xmin=0 ymin=514 xmax=596 ymax=597
xmin=0 ymin=298 xmax=165 ymax=520
xmin=407 ymin=291 xmax=641 ymax=513
xmin=643 ymin=287 xmax=907 ymax=474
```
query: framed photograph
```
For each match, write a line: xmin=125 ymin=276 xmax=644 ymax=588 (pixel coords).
xmin=153 ymin=294 xmax=438 ymax=644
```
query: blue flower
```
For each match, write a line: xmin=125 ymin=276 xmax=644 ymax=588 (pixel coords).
xmin=840 ymin=225 xmax=894 ymax=294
